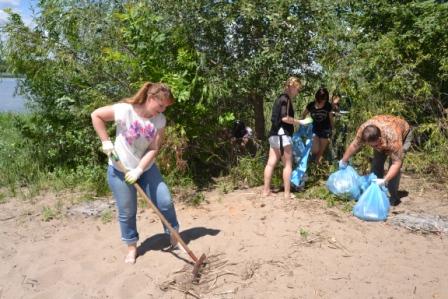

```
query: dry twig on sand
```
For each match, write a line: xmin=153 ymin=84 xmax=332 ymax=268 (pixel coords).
xmin=327 ymin=237 xmax=351 ymax=256
xmin=160 ymin=253 xmax=241 ymax=297
xmin=389 ymin=213 xmax=448 ymax=235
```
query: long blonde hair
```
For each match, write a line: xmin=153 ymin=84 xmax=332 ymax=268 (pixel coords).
xmin=284 ymin=76 xmax=302 ymax=90
xmin=124 ymin=82 xmax=175 ymax=105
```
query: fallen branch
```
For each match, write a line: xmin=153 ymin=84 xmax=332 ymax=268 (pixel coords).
xmin=167 ymin=285 xmax=200 ymax=299
xmin=213 ymin=289 xmax=237 ymax=296
xmin=327 ymin=237 xmax=351 ymax=256
xmin=298 ymin=236 xmax=322 ymax=245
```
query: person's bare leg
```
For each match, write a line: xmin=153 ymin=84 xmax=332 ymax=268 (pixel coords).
xmin=316 ymin=138 xmax=330 ymax=165
xmin=311 ymin=135 xmax=320 ymax=162
xmin=125 ymin=243 xmax=137 ymax=264
xmin=263 ymin=147 xmax=280 ymax=196
xmin=282 ymin=145 xmax=293 ymax=199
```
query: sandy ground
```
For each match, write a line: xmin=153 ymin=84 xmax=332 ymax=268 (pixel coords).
xmin=1 ymin=174 xmax=448 ymax=299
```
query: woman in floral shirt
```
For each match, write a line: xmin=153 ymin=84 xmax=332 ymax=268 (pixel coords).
xmin=91 ymin=82 xmax=179 ymax=264
xmin=339 ymin=115 xmax=412 ymax=205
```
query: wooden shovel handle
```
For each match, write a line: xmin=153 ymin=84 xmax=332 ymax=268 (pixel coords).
xmin=110 ymin=153 xmax=199 ymax=263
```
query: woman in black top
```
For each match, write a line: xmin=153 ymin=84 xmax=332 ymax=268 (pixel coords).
xmin=263 ymin=76 xmax=304 ymax=199
xmin=302 ymin=87 xmax=334 ymax=164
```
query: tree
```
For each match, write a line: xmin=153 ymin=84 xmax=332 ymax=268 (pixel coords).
xmin=156 ymin=0 xmax=318 ymax=139
xmin=314 ymin=0 xmax=448 ymax=173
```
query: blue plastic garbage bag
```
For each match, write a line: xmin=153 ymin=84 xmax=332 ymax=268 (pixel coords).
xmin=290 ymin=124 xmax=313 ymax=188
xmin=326 ymin=165 xmax=362 ymax=200
xmin=353 ymin=182 xmax=390 ymax=221
xmin=358 ymin=173 xmax=377 ymax=193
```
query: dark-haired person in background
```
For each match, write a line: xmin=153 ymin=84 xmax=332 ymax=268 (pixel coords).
xmin=331 ymin=92 xmax=341 ymax=113
xmin=339 ymin=115 xmax=413 ymax=206
xmin=302 ymin=87 xmax=334 ymax=164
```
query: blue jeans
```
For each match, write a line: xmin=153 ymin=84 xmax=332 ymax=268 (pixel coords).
xmin=107 ymin=164 xmax=179 ymax=245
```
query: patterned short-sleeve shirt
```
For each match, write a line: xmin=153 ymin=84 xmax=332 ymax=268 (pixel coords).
xmin=353 ymin=115 xmax=410 ymax=163
xmin=110 ymin=103 xmax=166 ymax=170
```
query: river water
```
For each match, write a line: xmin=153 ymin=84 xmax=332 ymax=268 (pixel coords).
xmin=0 ymin=78 xmax=27 ymax=113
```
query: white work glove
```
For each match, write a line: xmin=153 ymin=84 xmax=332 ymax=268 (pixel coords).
xmin=125 ymin=167 xmax=143 ymax=184
xmin=101 ymin=140 xmax=114 ymax=156
xmin=338 ymin=160 xmax=348 ymax=170
xmin=373 ymin=178 xmax=387 ymax=187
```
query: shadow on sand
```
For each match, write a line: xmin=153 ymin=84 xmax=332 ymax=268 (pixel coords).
xmin=137 ymin=227 xmax=220 ymax=262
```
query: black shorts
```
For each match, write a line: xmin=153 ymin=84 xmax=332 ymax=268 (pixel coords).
xmin=313 ymin=128 xmax=332 ymax=139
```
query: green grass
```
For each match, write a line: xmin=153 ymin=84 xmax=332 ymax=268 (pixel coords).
xmin=41 ymin=199 xmax=65 ymax=222
xmin=0 ymin=113 xmax=109 ymax=200
xmin=0 ymin=113 xmax=42 ymax=197
xmin=100 ymin=209 xmax=113 ymax=224
xmin=1 ymin=110 xmax=446 ymax=211
xmin=0 ymin=192 xmax=7 ymax=204
xmin=300 ymin=176 xmax=355 ymax=210
xmin=216 ymin=178 xmax=235 ymax=194
xmin=229 ymin=152 xmax=265 ymax=188
xmin=189 ymin=192 xmax=205 ymax=206
xmin=41 ymin=206 xmax=57 ymax=221
xmin=298 ymin=228 xmax=309 ymax=239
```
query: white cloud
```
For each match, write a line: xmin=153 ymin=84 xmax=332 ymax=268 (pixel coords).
xmin=0 ymin=9 xmax=9 ymax=25
xmin=0 ymin=0 xmax=20 ymax=6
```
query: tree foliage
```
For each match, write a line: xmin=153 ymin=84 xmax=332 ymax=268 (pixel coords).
xmin=314 ymin=0 xmax=448 ymax=173
xmin=1 ymin=0 xmax=447 ymax=188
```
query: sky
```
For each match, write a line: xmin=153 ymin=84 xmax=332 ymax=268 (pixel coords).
xmin=0 ymin=0 xmax=37 ymax=27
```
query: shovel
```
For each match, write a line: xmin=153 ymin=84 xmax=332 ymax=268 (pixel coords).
xmin=109 ymin=152 xmax=206 ymax=279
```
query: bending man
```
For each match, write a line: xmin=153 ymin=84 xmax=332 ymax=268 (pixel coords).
xmin=339 ymin=115 xmax=413 ymax=205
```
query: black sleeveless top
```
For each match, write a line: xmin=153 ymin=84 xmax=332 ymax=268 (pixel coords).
xmin=269 ymin=93 xmax=294 ymax=137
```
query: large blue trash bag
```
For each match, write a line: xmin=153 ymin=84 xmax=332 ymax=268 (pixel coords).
xmin=290 ymin=124 xmax=313 ymax=188
xmin=358 ymin=173 xmax=377 ymax=193
xmin=353 ymin=181 xmax=390 ymax=221
xmin=326 ymin=165 xmax=362 ymax=200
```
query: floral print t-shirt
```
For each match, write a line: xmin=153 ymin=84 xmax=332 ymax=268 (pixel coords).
xmin=109 ymin=103 xmax=166 ymax=171
xmin=352 ymin=115 xmax=410 ymax=163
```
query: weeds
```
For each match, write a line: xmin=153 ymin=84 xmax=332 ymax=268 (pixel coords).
xmin=0 ymin=192 xmax=7 ymax=204
xmin=100 ymin=209 xmax=113 ymax=224
xmin=229 ymin=153 xmax=265 ymax=188
xmin=0 ymin=114 xmax=109 ymax=200
xmin=41 ymin=206 xmax=57 ymax=222
xmin=216 ymin=178 xmax=235 ymax=194
xmin=41 ymin=198 xmax=65 ymax=221
xmin=175 ymin=187 xmax=206 ymax=206
xmin=1 ymin=109 xmax=447 ymax=208
xmin=341 ymin=201 xmax=355 ymax=213
xmin=189 ymin=192 xmax=205 ymax=206
xmin=299 ymin=228 xmax=309 ymax=239
xmin=137 ymin=195 xmax=147 ymax=210
xmin=300 ymin=182 xmax=355 ymax=211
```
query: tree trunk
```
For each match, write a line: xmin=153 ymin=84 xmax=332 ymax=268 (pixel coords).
xmin=251 ymin=92 xmax=265 ymax=140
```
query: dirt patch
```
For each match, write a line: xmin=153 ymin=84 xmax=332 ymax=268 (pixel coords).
xmin=1 ymin=174 xmax=447 ymax=298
